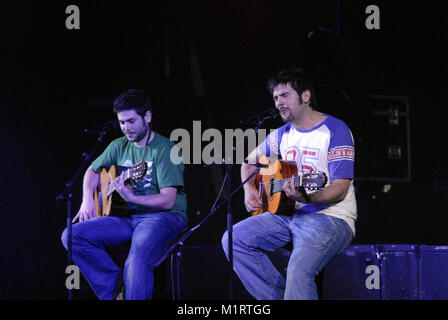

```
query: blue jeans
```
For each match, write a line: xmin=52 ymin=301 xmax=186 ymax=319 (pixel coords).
xmin=61 ymin=212 xmax=187 ymax=300
xmin=222 ymin=211 xmax=353 ymax=300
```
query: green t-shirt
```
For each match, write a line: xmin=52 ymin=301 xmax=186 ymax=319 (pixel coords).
xmin=91 ymin=132 xmax=187 ymax=221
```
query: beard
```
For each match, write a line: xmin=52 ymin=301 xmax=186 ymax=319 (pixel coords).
xmin=279 ymin=110 xmax=293 ymax=123
xmin=126 ymin=123 xmax=150 ymax=143
xmin=136 ymin=124 xmax=150 ymax=142
xmin=280 ymin=115 xmax=291 ymax=123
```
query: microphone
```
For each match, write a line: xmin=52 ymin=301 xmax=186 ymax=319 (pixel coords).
xmin=244 ymin=160 xmax=269 ymax=168
xmin=239 ymin=108 xmax=279 ymax=127
xmin=266 ymin=107 xmax=279 ymax=119
xmin=84 ymin=120 xmax=119 ymax=134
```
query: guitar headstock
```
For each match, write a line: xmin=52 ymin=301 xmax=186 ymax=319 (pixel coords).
xmin=301 ymin=171 xmax=328 ymax=190
xmin=126 ymin=161 xmax=148 ymax=181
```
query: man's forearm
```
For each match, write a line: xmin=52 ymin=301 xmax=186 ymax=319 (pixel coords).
xmin=241 ymin=163 xmax=257 ymax=192
xmin=82 ymin=166 xmax=99 ymax=202
xmin=307 ymin=179 xmax=350 ymax=204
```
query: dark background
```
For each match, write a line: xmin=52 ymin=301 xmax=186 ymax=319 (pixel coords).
xmin=0 ymin=0 xmax=447 ymax=299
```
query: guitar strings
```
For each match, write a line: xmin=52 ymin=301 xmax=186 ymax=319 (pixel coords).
xmin=258 ymin=179 xmax=290 ymax=194
xmin=258 ymin=177 xmax=318 ymax=193
xmin=258 ymin=176 xmax=319 ymax=187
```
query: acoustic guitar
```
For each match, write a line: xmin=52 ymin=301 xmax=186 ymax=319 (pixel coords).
xmin=94 ymin=162 xmax=148 ymax=216
xmin=252 ymin=155 xmax=328 ymax=216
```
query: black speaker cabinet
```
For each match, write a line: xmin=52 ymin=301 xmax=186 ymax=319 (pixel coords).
xmin=322 ymin=244 xmax=448 ymax=300
xmin=418 ymin=245 xmax=448 ymax=300
xmin=158 ymin=245 xmax=253 ymax=300
xmin=356 ymin=94 xmax=411 ymax=182
xmin=376 ymin=244 xmax=418 ymax=300
xmin=322 ymin=245 xmax=380 ymax=300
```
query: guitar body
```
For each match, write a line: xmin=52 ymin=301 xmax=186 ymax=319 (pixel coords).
xmin=251 ymin=155 xmax=328 ymax=216
xmin=94 ymin=165 xmax=117 ymax=216
xmin=93 ymin=161 xmax=147 ymax=216
xmin=252 ymin=156 xmax=298 ymax=216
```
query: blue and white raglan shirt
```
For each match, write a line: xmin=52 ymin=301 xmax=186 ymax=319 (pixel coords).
xmin=259 ymin=114 xmax=357 ymax=235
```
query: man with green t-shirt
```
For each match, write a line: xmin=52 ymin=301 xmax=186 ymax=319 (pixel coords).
xmin=61 ymin=89 xmax=187 ymax=300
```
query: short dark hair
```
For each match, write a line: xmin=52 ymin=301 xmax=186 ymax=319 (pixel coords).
xmin=267 ymin=67 xmax=314 ymax=97
xmin=113 ymin=89 xmax=152 ymax=118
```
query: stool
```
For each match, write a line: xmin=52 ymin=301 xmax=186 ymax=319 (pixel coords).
xmin=153 ymin=235 xmax=185 ymax=300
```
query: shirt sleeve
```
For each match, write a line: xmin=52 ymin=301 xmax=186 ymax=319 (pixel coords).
xmin=155 ymin=142 xmax=185 ymax=190
xmin=91 ymin=140 xmax=118 ymax=173
xmin=328 ymin=121 xmax=355 ymax=180
xmin=258 ymin=123 xmax=292 ymax=158
xmin=258 ymin=128 xmax=281 ymax=157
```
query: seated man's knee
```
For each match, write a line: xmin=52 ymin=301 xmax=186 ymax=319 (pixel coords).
xmin=60 ymin=225 xmax=85 ymax=250
xmin=61 ymin=228 xmax=68 ymax=250
xmin=221 ymin=226 xmax=248 ymax=256
xmin=221 ymin=231 xmax=229 ymax=256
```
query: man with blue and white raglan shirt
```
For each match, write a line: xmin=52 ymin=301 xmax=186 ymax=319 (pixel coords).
xmin=222 ymin=67 xmax=356 ymax=300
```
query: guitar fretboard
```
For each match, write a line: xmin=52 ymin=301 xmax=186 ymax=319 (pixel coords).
xmin=270 ymin=175 xmax=303 ymax=193
xmin=107 ymin=183 xmax=115 ymax=197
xmin=106 ymin=170 xmax=132 ymax=197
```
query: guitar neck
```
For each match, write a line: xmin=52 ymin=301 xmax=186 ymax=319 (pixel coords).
xmin=107 ymin=183 xmax=116 ymax=197
xmin=106 ymin=169 xmax=131 ymax=197
xmin=272 ymin=175 xmax=304 ymax=193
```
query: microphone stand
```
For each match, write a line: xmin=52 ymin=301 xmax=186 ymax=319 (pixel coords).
xmin=225 ymin=109 xmax=277 ymax=298
xmin=155 ymin=109 xmax=277 ymax=300
xmin=225 ymin=159 xmax=235 ymax=300
xmin=154 ymin=164 xmax=260 ymax=299
xmin=56 ymin=126 xmax=113 ymax=300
